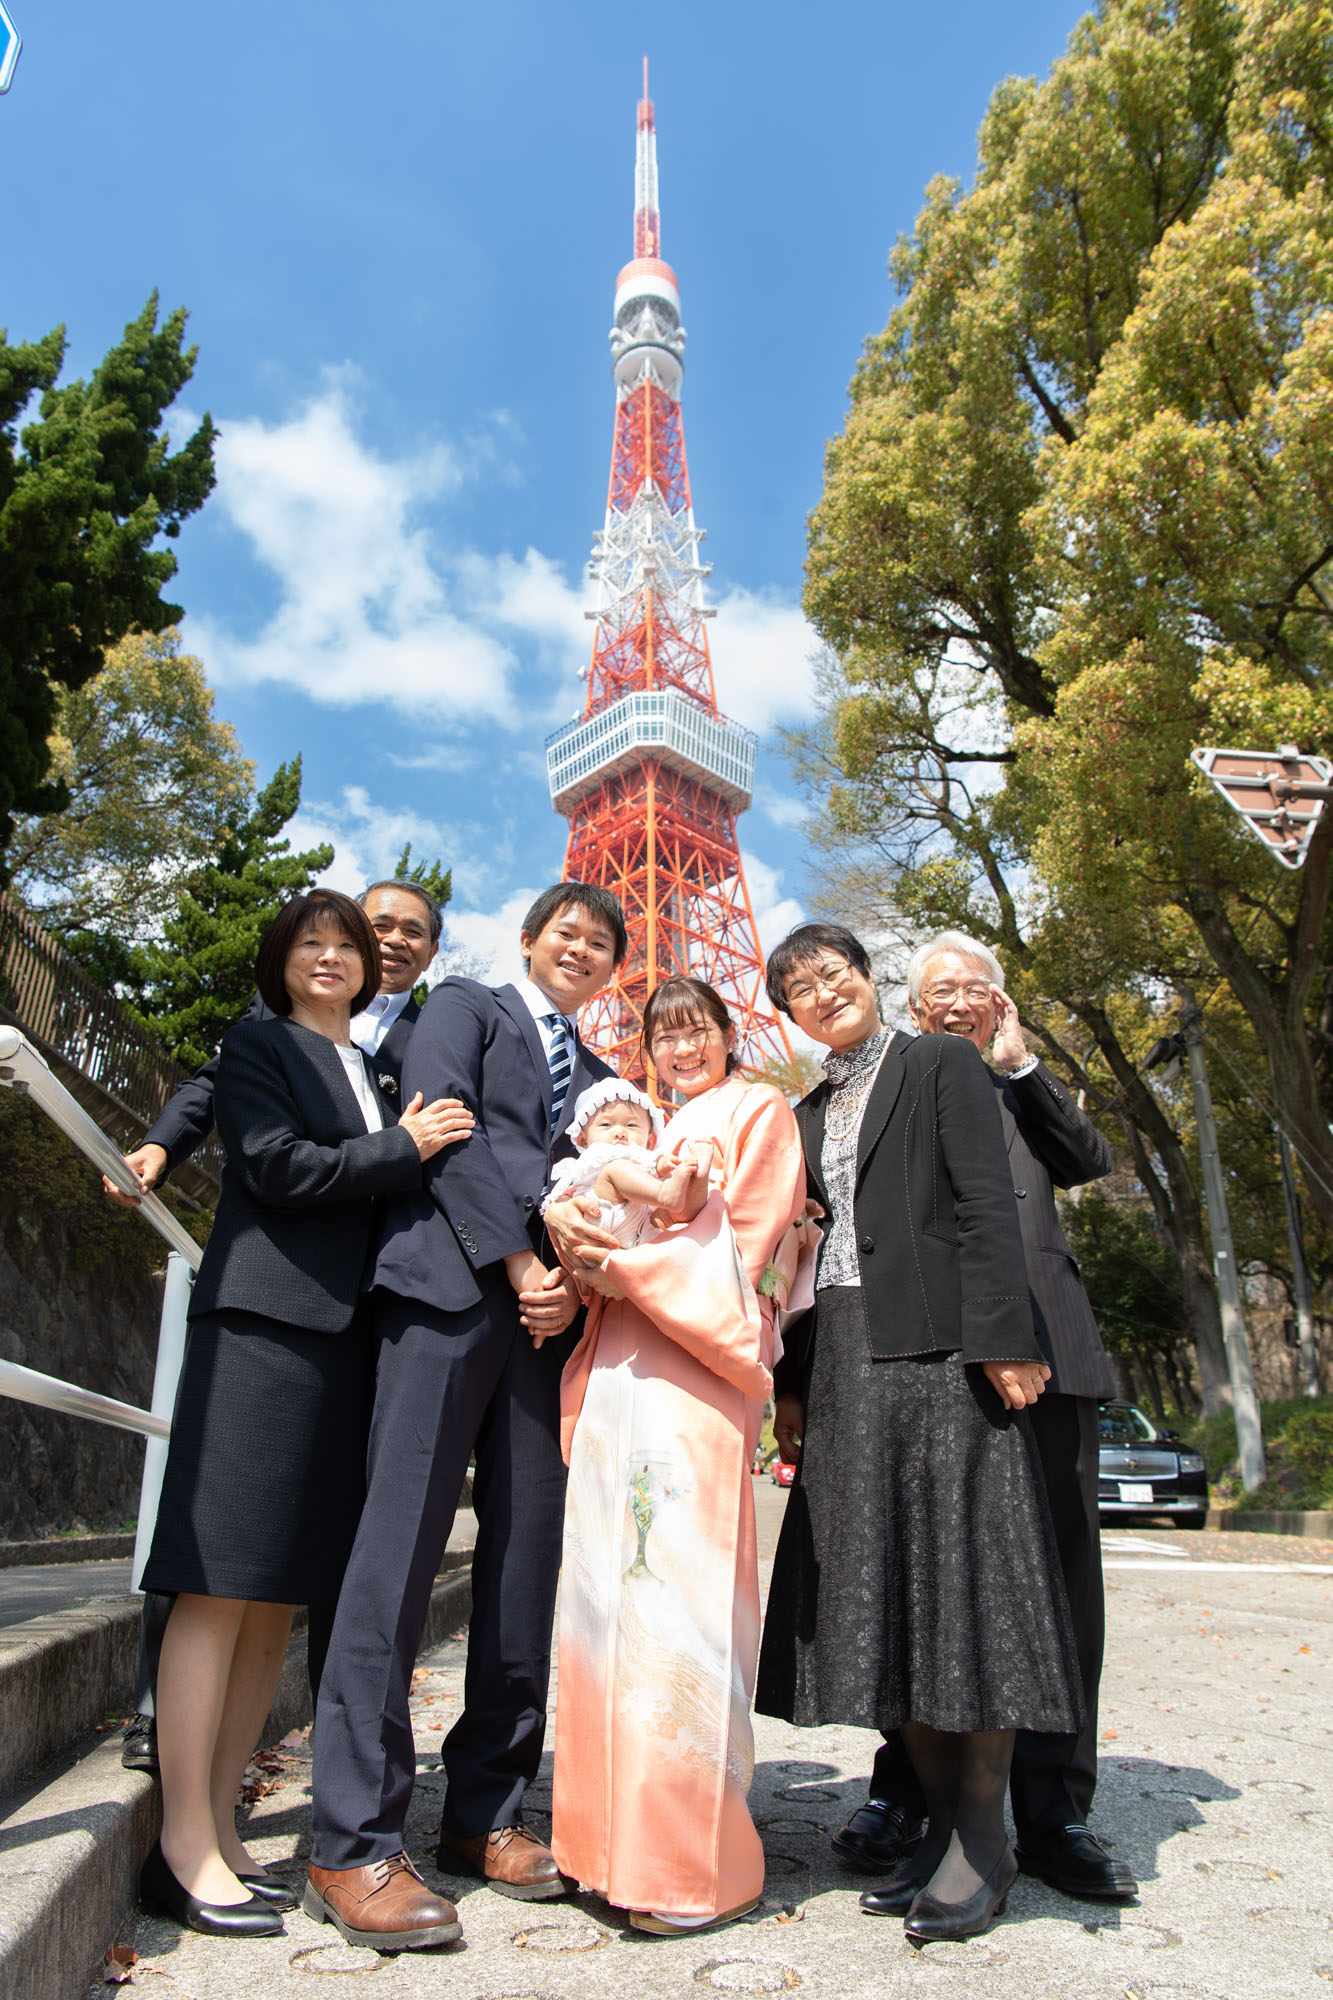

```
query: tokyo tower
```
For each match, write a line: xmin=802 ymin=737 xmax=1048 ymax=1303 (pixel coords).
xmin=546 ymin=63 xmax=794 ymax=1088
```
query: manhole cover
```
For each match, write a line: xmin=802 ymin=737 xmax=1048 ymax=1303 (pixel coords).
xmin=511 ymin=1924 xmax=608 ymax=1954
xmin=1108 ymin=1924 xmax=1184 ymax=1952
xmin=762 ymin=1852 xmax=804 ymax=1876
xmin=753 ymin=1817 xmax=826 ymax=1838
xmin=770 ymin=1762 xmax=838 ymax=1780
xmin=773 ymin=1785 xmax=841 ymax=1804
xmin=693 ymin=1961 xmax=801 ymax=1993
xmin=290 ymin=1942 xmax=388 ymax=1975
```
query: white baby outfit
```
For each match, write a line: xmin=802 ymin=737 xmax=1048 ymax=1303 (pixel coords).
xmin=543 ymin=1142 xmax=661 ymax=1249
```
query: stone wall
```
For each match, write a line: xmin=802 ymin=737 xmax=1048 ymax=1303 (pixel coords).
xmin=0 ymin=1092 xmax=208 ymax=1539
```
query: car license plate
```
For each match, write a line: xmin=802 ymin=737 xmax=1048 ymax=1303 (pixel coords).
xmin=1118 ymin=1482 xmax=1153 ymax=1503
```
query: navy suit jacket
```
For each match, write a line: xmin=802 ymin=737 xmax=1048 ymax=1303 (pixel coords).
xmin=370 ymin=978 xmax=613 ymax=1315
xmin=996 ymin=1061 xmax=1118 ymax=1401
xmin=144 ymin=993 xmax=420 ymax=1178
xmin=190 ymin=1016 xmax=423 ymax=1333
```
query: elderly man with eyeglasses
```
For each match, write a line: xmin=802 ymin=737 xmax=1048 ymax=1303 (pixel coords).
xmin=831 ymin=928 xmax=1134 ymax=1905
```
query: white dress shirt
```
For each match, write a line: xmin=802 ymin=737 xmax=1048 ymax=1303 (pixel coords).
xmin=336 ymin=1044 xmax=386 ymax=1132
xmin=517 ymin=977 xmax=577 ymax=1057
xmin=350 ymin=987 xmax=413 ymax=1058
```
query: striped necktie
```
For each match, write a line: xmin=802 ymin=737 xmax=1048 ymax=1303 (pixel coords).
xmin=544 ymin=1013 xmax=574 ymax=1133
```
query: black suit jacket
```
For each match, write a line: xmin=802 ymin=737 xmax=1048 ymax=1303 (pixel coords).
xmin=997 ymin=1060 xmax=1118 ymax=1401
xmin=143 ymin=994 xmax=421 ymax=1177
xmin=370 ymin=978 xmax=613 ymax=1315
xmin=775 ymin=1029 xmax=1039 ymax=1397
xmin=189 ymin=1016 xmax=423 ymax=1333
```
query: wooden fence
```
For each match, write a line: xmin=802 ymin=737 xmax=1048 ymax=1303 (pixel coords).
xmin=0 ymin=890 xmax=222 ymax=1197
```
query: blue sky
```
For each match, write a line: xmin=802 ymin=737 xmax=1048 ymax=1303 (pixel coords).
xmin=6 ymin=0 xmax=1084 ymax=983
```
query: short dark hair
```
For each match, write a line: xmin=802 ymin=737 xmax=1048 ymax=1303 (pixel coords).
xmin=521 ymin=882 xmax=628 ymax=967
xmin=642 ymin=976 xmax=738 ymax=1076
xmin=765 ymin=922 xmax=873 ymax=1018
xmin=256 ymin=890 xmax=382 ymax=1016
xmin=359 ymin=879 xmax=443 ymax=944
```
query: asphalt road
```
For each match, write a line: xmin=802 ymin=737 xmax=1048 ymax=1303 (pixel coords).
xmin=90 ymin=1485 xmax=1333 ymax=1999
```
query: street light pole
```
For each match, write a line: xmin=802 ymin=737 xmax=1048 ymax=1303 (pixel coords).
xmin=1179 ymin=985 xmax=1267 ymax=1490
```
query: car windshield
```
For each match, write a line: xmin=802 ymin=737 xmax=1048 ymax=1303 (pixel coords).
xmin=1098 ymin=1403 xmax=1159 ymax=1447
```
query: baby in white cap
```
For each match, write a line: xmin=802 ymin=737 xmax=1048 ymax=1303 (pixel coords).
xmin=542 ymin=1079 xmax=712 ymax=1248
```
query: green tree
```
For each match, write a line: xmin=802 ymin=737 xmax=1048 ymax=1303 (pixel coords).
xmin=9 ymin=629 xmax=253 ymax=951
xmin=129 ymin=758 xmax=333 ymax=1068
xmin=392 ymin=841 xmax=453 ymax=910
xmin=796 ymin=0 xmax=1242 ymax=1405
xmin=1062 ymin=1191 xmax=1196 ymax=1417
xmin=0 ymin=295 xmax=217 ymax=870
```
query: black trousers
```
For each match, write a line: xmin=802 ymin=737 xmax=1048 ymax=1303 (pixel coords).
xmin=310 ymin=1283 xmax=569 ymax=1869
xmin=870 ymin=1392 xmax=1104 ymax=1839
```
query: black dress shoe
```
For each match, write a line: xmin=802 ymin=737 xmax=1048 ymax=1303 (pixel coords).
xmin=859 ymin=1862 xmax=934 ymax=1916
xmin=904 ymin=1848 xmax=1017 ymax=1945
xmin=139 ymin=1843 xmax=285 ymax=1937
xmin=831 ymin=1800 xmax=925 ymax=1873
xmin=238 ymin=1872 xmax=299 ymax=1912
xmin=121 ymin=1713 xmax=158 ymax=1774
xmin=1015 ymin=1825 xmax=1137 ymax=1900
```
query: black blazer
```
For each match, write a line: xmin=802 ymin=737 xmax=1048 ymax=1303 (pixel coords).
xmin=370 ymin=978 xmax=613 ymax=1315
xmin=189 ymin=1017 xmax=423 ymax=1333
xmin=998 ymin=1061 xmax=1118 ymax=1401
xmin=775 ymin=1030 xmax=1039 ymax=1397
xmin=143 ymin=994 xmax=420 ymax=1177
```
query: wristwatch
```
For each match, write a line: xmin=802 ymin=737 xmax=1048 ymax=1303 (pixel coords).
xmin=1001 ymin=1054 xmax=1039 ymax=1080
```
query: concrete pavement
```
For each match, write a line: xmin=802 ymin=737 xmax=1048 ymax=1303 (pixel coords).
xmin=85 ymin=1487 xmax=1333 ymax=1999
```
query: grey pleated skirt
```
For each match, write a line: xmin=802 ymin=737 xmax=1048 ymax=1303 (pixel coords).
xmin=756 ymin=1287 xmax=1083 ymax=1736
xmin=141 ymin=1305 xmax=375 ymax=1604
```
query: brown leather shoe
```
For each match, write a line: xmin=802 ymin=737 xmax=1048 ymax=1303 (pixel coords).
xmin=303 ymin=1852 xmax=462 ymax=1949
xmin=435 ymin=1824 xmax=566 ymax=1900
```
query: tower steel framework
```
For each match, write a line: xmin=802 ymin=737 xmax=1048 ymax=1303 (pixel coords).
xmin=547 ymin=65 xmax=794 ymax=1088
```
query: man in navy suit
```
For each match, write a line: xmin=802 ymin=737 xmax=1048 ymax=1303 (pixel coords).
xmin=105 ymin=879 xmax=443 ymax=1772
xmin=306 ymin=883 xmax=626 ymax=1953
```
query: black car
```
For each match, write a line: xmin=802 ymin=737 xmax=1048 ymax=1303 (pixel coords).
xmin=1097 ymin=1400 xmax=1209 ymax=1527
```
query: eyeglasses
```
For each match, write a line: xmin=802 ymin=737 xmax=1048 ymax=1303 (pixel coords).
xmin=784 ymin=961 xmax=857 ymax=1008
xmin=921 ymin=981 xmax=993 ymax=1007
xmin=648 ymin=1023 xmax=718 ymax=1054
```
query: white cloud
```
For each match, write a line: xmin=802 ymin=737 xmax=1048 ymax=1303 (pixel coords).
xmin=291 ymin=786 xmax=465 ymax=896
xmin=442 ymin=889 xmax=535 ymax=987
xmin=708 ymin=586 xmax=818 ymax=733
xmin=187 ymin=375 xmax=818 ymax=740
xmin=193 ymin=377 xmax=522 ymax=722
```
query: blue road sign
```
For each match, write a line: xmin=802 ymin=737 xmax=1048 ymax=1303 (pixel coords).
xmin=0 ymin=4 xmax=20 ymax=94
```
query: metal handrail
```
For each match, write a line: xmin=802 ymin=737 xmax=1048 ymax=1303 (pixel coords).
xmin=0 ymin=1025 xmax=203 ymax=1269
xmin=1 ymin=1025 xmax=197 ymax=1574
xmin=0 ymin=1359 xmax=169 ymax=1440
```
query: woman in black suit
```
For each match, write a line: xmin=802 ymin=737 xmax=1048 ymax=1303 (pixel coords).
xmin=755 ymin=923 xmax=1081 ymax=1945
xmin=139 ymin=889 xmax=472 ymax=1939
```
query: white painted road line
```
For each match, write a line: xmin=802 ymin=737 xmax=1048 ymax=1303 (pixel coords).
xmin=1104 ymin=1558 xmax=1333 ymax=1574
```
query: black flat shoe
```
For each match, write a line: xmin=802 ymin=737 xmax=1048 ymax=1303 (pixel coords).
xmin=859 ymin=1864 xmax=934 ymax=1916
xmin=139 ymin=1843 xmax=285 ymax=1937
xmin=904 ymin=1849 xmax=1018 ymax=1945
xmin=237 ymin=1872 xmax=298 ymax=1912
xmin=121 ymin=1713 xmax=159 ymax=1774
xmin=1015 ymin=1825 xmax=1137 ymax=1900
xmin=831 ymin=1800 xmax=925 ymax=1873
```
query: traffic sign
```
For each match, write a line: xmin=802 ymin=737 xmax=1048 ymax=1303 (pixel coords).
xmin=1192 ymin=744 xmax=1333 ymax=869
xmin=0 ymin=4 xmax=20 ymax=93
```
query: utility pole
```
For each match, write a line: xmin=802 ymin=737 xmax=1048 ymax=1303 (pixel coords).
xmin=1270 ymin=1067 xmax=1321 ymax=1397
xmin=1179 ymin=985 xmax=1267 ymax=1489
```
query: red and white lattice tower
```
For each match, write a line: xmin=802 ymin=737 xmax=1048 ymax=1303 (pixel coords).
xmin=546 ymin=63 xmax=794 ymax=1089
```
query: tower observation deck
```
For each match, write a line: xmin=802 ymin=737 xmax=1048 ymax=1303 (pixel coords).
xmin=548 ymin=63 xmax=794 ymax=1087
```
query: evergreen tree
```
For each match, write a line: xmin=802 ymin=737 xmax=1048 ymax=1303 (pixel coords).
xmin=392 ymin=841 xmax=452 ymax=910
xmin=0 ymin=295 xmax=217 ymax=870
xmin=130 ymin=758 xmax=332 ymax=1068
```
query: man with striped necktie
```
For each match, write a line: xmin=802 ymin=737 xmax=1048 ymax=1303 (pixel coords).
xmin=308 ymin=883 xmax=626 ymax=1952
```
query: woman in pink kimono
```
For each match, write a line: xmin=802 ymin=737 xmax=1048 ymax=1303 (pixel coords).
xmin=543 ymin=976 xmax=807 ymax=1935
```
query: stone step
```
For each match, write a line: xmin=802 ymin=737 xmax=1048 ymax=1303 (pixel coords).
xmin=0 ymin=1563 xmax=473 ymax=2000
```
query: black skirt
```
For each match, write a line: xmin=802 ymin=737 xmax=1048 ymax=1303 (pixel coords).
xmin=141 ymin=1305 xmax=375 ymax=1604
xmin=756 ymin=1287 xmax=1083 ymax=1736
